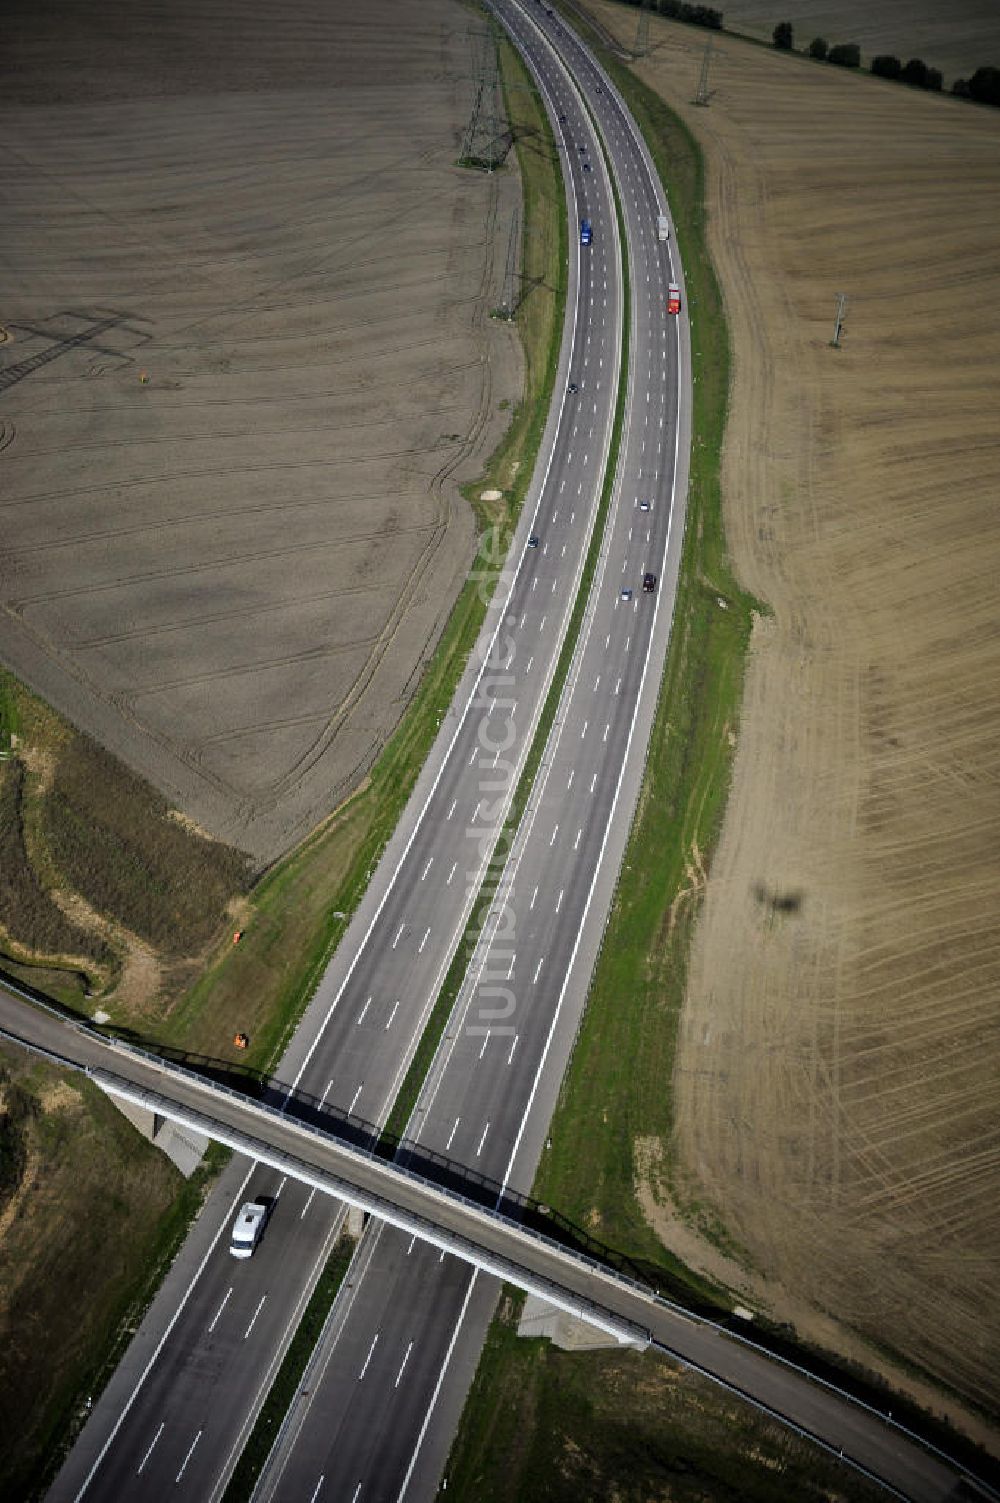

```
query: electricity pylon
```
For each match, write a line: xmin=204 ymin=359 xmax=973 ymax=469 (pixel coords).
xmin=461 ymin=26 xmax=510 ymax=172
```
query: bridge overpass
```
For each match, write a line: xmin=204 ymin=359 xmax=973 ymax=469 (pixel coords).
xmin=1 ymin=988 xmax=995 ymax=1503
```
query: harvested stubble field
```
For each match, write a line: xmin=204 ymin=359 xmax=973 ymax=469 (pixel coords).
xmin=1 ymin=0 xmax=520 ymax=865
xmin=586 ymin=0 xmax=1000 ymax=1441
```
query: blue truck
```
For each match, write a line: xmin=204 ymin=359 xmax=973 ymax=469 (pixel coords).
xmin=580 ymin=218 xmax=592 ymax=245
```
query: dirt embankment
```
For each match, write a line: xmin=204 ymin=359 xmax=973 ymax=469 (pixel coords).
xmin=588 ymin=0 xmax=1000 ymax=1442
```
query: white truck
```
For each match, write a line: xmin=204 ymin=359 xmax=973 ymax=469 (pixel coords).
xmin=229 ymin=1198 xmax=272 ymax=1259
xmin=657 ymin=213 xmax=670 ymax=242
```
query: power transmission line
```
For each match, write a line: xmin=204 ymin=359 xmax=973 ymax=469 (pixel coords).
xmin=633 ymin=0 xmax=651 ymax=59
xmin=830 ymin=292 xmax=849 ymax=347
xmin=694 ymin=37 xmax=714 ymax=106
xmin=494 ymin=208 xmax=521 ymax=321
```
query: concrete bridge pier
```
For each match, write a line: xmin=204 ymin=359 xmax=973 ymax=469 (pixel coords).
xmin=111 ymin=1095 xmax=209 ymax=1178
xmin=518 ymin=1292 xmax=646 ymax=1351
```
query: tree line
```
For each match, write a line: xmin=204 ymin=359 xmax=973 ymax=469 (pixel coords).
xmin=772 ymin=21 xmax=1000 ymax=107
xmin=617 ymin=0 xmax=723 ymax=32
xmin=610 ymin=1 xmax=1000 ymax=108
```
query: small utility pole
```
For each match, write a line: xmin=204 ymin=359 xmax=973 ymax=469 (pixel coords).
xmin=694 ymin=37 xmax=714 ymax=106
xmin=830 ymin=292 xmax=849 ymax=348
xmin=495 ymin=208 xmax=521 ymax=321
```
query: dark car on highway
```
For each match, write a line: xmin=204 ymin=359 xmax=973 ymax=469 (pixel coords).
xmin=643 ymin=572 xmax=657 ymax=593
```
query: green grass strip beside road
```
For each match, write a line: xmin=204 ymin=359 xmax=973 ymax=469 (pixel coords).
xmin=222 ymin=1233 xmax=356 ymax=1503
xmin=26 ymin=1136 xmax=231 ymax=1501
xmin=381 ymin=108 xmax=631 ymax=1152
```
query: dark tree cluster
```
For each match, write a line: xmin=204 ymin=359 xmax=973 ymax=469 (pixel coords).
xmin=619 ymin=0 xmax=723 ymax=28
xmin=870 ymin=53 xmax=902 ymax=79
xmin=772 ymin=21 xmax=793 ymax=50
xmin=871 ymin=54 xmax=942 ymax=89
xmin=953 ymin=65 xmax=1000 ymax=106
xmin=828 ymin=42 xmax=861 ymax=67
xmin=657 ymin=0 xmax=723 ymax=27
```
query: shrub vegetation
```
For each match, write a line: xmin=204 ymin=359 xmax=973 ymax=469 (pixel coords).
xmin=0 ymin=759 xmax=109 ymax=967
xmin=42 ymin=736 xmax=252 ymax=956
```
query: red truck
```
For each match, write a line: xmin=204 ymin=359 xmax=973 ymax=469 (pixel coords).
xmin=667 ymin=282 xmax=681 ymax=315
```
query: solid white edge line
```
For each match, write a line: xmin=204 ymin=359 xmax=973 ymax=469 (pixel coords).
xmin=395 ymin=1274 xmax=479 ymax=1502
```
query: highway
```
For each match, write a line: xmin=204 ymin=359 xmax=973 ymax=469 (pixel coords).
xmin=47 ymin=2 xmax=635 ymax=1498
xmin=255 ymin=3 xmax=693 ymax=1497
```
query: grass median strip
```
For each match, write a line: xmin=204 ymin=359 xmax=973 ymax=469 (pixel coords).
xmin=381 ymin=97 xmax=630 ymax=1153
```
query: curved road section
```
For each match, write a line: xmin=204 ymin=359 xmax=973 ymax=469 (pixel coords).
xmin=253 ymin=5 xmax=691 ymax=1500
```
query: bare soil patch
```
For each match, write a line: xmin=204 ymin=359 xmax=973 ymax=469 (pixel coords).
xmin=588 ymin=0 xmax=1000 ymax=1441
xmin=0 ymin=0 xmax=521 ymax=865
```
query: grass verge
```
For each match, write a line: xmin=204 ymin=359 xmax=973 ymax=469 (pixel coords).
xmin=222 ymin=1232 xmax=357 ymax=1503
xmin=527 ymin=0 xmax=761 ymax=1300
xmin=442 ymin=10 xmax=1000 ymax=1495
xmin=0 ymin=20 xmax=563 ymax=1077
xmin=0 ymin=17 xmax=568 ymax=1491
xmin=439 ymin=1289 xmax=885 ymax=1502
xmin=0 ymin=1045 xmax=225 ymax=1500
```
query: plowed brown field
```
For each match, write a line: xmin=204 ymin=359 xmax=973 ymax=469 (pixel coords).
xmin=587 ymin=0 xmax=1000 ymax=1439
xmin=0 ymin=0 xmax=520 ymax=865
